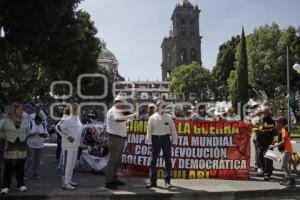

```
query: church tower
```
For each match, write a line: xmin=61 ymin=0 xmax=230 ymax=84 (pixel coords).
xmin=161 ymin=0 xmax=202 ymax=81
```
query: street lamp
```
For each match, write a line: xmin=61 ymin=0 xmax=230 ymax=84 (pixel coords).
xmin=286 ymin=47 xmax=300 ymax=132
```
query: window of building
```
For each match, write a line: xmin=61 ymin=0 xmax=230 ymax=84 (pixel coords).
xmin=191 ymin=48 xmax=197 ymax=61
xmin=190 ymin=19 xmax=195 ymax=25
xmin=180 ymin=48 xmax=187 ymax=64
xmin=181 ymin=18 xmax=185 ymax=25
xmin=181 ymin=27 xmax=186 ymax=35
xmin=190 ymin=27 xmax=195 ymax=35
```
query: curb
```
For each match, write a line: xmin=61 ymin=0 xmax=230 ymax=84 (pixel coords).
xmin=2 ymin=188 xmax=300 ymax=200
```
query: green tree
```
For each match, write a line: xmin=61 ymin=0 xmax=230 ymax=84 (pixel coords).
xmin=230 ymin=27 xmax=249 ymax=119
xmin=211 ymin=36 xmax=240 ymax=100
xmin=170 ymin=62 xmax=212 ymax=101
xmin=0 ymin=0 xmax=114 ymax=104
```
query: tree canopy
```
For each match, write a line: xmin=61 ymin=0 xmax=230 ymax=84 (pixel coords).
xmin=170 ymin=62 xmax=212 ymax=101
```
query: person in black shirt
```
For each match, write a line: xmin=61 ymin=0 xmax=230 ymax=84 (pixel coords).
xmin=253 ymin=106 xmax=276 ymax=180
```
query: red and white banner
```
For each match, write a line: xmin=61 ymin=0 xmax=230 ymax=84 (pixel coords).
xmin=119 ymin=120 xmax=251 ymax=180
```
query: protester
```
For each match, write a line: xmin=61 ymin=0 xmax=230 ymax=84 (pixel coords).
xmin=55 ymin=107 xmax=70 ymax=169
xmin=214 ymin=107 xmax=227 ymax=121
xmin=0 ymin=103 xmax=29 ymax=194
xmin=249 ymin=102 xmax=261 ymax=172
xmin=191 ymin=104 xmax=207 ymax=120
xmin=105 ymin=95 xmax=138 ymax=189
xmin=57 ymin=103 xmax=82 ymax=190
xmin=22 ymin=103 xmax=36 ymax=122
xmin=25 ymin=115 xmax=48 ymax=180
xmin=269 ymin=117 xmax=295 ymax=187
xmin=225 ymin=107 xmax=239 ymax=121
xmin=254 ymin=105 xmax=276 ymax=180
xmin=139 ymin=104 xmax=156 ymax=120
xmin=146 ymin=100 xmax=178 ymax=188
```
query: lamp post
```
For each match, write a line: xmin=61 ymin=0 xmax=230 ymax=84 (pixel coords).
xmin=286 ymin=46 xmax=300 ymax=132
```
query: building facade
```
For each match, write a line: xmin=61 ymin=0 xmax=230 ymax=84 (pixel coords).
xmin=97 ymin=40 xmax=124 ymax=81
xmin=114 ymin=81 xmax=173 ymax=103
xmin=161 ymin=0 xmax=202 ymax=81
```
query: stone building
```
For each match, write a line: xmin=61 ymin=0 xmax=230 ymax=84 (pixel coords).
xmin=97 ymin=40 xmax=124 ymax=81
xmin=161 ymin=0 xmax=202 ymax=81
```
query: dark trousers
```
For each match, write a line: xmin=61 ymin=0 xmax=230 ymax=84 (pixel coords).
xmin=0 ymin=142 xmax=4 ymax=186
xmin=150 ymin=135 xmax=172 ymax=184
xmin=257 ymin=146 xmax=273 ymax=176
xmin=3 ymin=159 xmax=25 ymax=188
xmin=56 ymin=134 xmax=62 ymax=161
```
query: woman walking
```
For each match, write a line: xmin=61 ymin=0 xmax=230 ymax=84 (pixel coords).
xmin=0 ymin=103 xmax=29 ymax=194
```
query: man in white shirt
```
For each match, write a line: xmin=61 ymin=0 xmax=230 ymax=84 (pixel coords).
xmin=105 ymin=95 xmax=138 ymax=189
xmin=146 ymin=100 xmax=178 ymax=188
xmin=58 ymin=103 xmax=82 ymax=190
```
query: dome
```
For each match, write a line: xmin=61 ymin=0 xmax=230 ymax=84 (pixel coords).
xmin=179 ymin=0 xmax=193 ymax=8
xmin=98 ymin=41 xmax=117 ymax=60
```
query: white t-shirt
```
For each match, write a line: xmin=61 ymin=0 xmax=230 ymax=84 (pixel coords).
xmin=27 ymin=121 xmax=48 ymax=149
xmin=60 ymin=115 xmax=83 ymax=150
xmin=106 ymin=106 xmax=127 ymax=137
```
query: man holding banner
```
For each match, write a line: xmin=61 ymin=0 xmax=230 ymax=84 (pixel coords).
xmin=146 ymin=100 xmax=178 ymax=188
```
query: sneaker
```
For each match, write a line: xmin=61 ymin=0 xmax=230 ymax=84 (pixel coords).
xmin=0 ymin=188 xmax=10 ymax=194
xmin=62 ymin=184 xmax=76 ymax=190
xmin=113 ymin=180 xmax=125 ymax=186
xmin=280 ymin=178 xmax=288 ymax=185
xmin=18 ymin=186 xmax=28 ymax=192
xmin=264 ymin=176 xmax=271 ymax=181
xmin=69 ymin=181 xmax=79 ymax=187
xmin=105 ymin=182 xmax=117 ymax=190
xmin=145 ymin=182 xmax=157 ymax=188
xmin=165 ymin=182 xmax=172 ymax=188
xmin=283 ymin=178 xmax=296 ymax=188
xmin=257 ymin=168 xmax=262 ymax=173
xmin=257 ymin=173 xmax=264 ymax=177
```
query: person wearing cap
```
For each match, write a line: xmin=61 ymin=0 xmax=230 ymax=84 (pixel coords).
xmin=146 ymin=100 xmax=178 ymax=188
xmin=214 ymin=107 xmax=227 ymax=121
xmin=105 ymin=95 xmax=138 ymax=189
xmin=269 ymin=117 xmax=295 ymax=187
xmin=25 ymin=115 xmax=48 ymax=180
xmin=253 ymin=105 xmax=276 ymax=180
xmin=139 ymin=104 xmax=156 ymax=120
xmin=57 ymin=103 xmax=82 ymax=190
xmin=22 ymin=103 xmax=36 ymax=122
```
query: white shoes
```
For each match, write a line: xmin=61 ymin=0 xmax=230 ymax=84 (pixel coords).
xmin=69 ymin=181 xmax=79 ymax=187
xmin=0 ymin=188 xmax=10 ymax=194
xmin=0 ymin=186 xmax=28 ymax=194
xmin=18 ymin=186 xmax=28 ymax=192
xmin=62 ymin=184 xmax=76 ymax=190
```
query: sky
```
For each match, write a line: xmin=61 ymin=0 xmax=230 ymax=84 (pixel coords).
xmin=79 ymin=0 xmax=300 ymax=81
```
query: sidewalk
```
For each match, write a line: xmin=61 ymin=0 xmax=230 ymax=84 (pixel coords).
xmin=1 ymin=146 xmax=300 ymax=200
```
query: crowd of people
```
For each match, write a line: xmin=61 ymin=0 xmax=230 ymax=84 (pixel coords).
xmin=0 ymin=97 xmax=297 ymax=194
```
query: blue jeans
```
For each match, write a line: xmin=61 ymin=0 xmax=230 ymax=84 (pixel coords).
xmin=149 ymin=135 xmax=172 ymax=184
xmin=25 ymin=148 xmax=43 ymax=177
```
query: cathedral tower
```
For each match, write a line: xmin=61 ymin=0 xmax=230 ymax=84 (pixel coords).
xmin=161 ymin=0 xmax=202 ymax=81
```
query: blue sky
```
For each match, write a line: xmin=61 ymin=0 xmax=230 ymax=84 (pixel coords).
xmin=79 ymin=0 xmax=300 ymax=81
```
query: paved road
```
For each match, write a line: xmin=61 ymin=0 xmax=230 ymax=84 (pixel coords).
xmin=1 ymin=140 xmax=300 ymax=200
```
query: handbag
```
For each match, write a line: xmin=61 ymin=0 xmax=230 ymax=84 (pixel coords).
xmin=3 ymin=139 xmax=27 ymax=160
